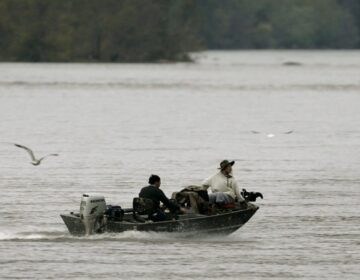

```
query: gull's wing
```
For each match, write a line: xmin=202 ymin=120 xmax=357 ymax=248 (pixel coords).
xmin=38 ymin=153 xmax=59 ymax=163
xmin=284 ymin=130 xmax=294 ymax=134
xmin=251 ymin=130 xmax=260 ymax=134
xmin=14 ymin=143 xmax=36 ymax=160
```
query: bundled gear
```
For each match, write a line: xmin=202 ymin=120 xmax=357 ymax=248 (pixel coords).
xmin=172 ymin=185 xmax=209 ymax=214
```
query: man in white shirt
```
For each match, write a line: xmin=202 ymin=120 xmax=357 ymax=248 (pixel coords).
xmin=202 ymin=160 xmax=246 ymax=206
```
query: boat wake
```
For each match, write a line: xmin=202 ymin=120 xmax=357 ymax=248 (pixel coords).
xmin=0 ymin=229 xmax=248 ymax=243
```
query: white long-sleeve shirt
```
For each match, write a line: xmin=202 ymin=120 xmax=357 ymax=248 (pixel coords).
xmin=202 ymin=172 xmax=245 ymax=201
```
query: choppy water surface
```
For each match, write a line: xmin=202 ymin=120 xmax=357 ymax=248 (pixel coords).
xmin=0 ymin=51 xmax=359 ymax=279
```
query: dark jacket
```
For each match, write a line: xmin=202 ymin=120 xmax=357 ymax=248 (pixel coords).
xmin=139 ymin=185 xmax=180 ymax=213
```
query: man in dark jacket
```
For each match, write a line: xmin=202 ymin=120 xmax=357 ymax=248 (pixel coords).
xmin=139 ymin=174 xmax=183 ymax=221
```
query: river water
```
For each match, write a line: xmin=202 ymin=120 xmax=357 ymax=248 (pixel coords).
xmin=0 ymin=51 xmax=359 ymax=279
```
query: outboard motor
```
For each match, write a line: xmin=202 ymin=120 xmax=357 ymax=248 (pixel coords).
xmin=80 ymin=194 xmax=107 ymax=235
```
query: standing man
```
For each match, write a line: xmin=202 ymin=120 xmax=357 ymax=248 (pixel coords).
xmin=139 ymin=174 xmax=183 ymax=221
xmin=202 ymin=160 xmax=247 ymax=206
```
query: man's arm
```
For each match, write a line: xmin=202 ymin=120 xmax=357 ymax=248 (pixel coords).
xmin=158 ymin=189 xmax=180 ymax=213
xmin=201 ymin=176 xmax=212 ymax=190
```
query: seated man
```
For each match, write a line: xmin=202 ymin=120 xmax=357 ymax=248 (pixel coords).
xmin=202 ymin=160 xmax=247 ymax=207
xmin=139 ymin=174 xmax=184 ymax=221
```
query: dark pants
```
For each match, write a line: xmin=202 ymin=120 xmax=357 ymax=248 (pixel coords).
xmin=150 ymin=209 xmax=167 ymax=222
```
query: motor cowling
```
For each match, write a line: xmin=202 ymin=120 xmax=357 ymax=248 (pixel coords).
xmin=80 ymin=194 xmax=107 ymax=235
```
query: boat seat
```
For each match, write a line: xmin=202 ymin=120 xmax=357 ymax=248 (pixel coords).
xmin=132 ymin=213 xmax=147 ymax=223
xmin=132 ymin=197 xmax=154 ymax=222
xmin=133 ymin=197 xmax=154 ymax=214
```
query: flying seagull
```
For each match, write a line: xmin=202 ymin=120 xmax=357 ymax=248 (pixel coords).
xmin=13 ymin=143 xmax=58 ymax=166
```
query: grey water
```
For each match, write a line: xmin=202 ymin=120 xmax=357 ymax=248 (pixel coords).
xmin=0 ymin=50 xmax=359 ymax=279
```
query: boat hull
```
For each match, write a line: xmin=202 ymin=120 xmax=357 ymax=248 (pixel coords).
xmin=61 ymin=204 xmax=259 ymax=236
